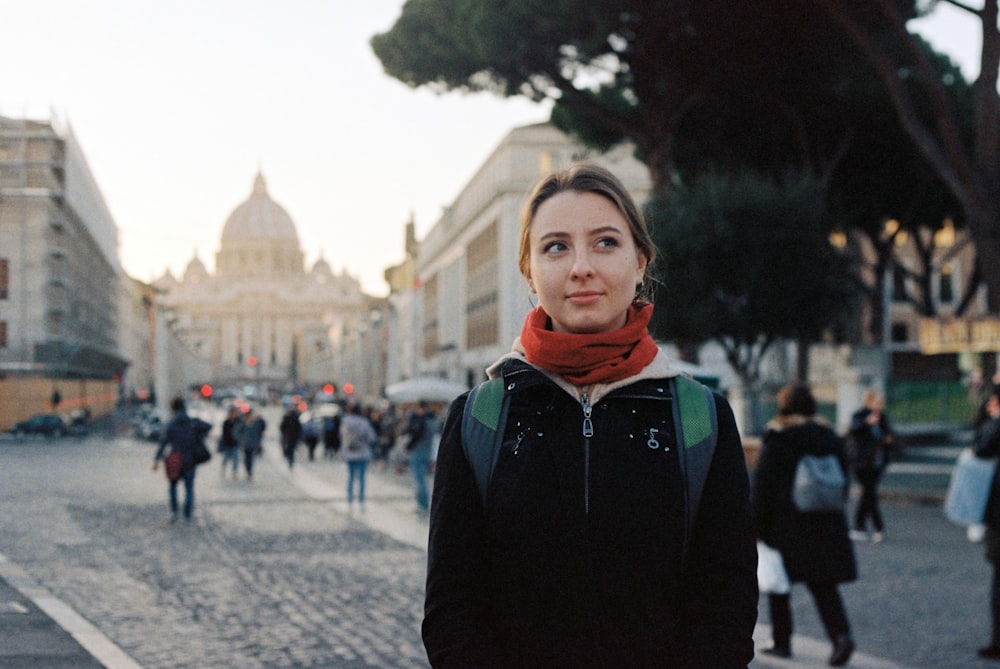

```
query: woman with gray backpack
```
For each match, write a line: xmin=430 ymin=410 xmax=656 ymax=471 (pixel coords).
xmin=752 ymin=383 xmax=857 ymax=666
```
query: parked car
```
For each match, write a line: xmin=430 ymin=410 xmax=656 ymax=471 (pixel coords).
xmin=10 ymin=414 xmax=67 ymax=437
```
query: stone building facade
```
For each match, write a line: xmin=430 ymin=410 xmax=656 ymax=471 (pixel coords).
xmin=0 ymin=114 xmax=127 ymax=426
xmin=155 ymin=172 xmax=372 ymax=395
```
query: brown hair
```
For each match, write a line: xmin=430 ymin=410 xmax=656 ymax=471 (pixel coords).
xmin=776 ymin=384 xmax=817 ymax=417
xmin=518 ymin=163 xmax=656 ymax=297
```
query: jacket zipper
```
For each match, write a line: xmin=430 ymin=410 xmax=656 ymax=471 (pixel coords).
xmin=581 ymin=390 xmax=594 ymax=514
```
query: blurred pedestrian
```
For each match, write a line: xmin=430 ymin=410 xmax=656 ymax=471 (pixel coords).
xmin=847 ymin=389 xmax=894 ymax=542
xmin=241 ymin=408 xmax=266 ymax=481
xmin=340 ymin=403 xmax=375 ymax=507
xmin=322 ymin=411 xmax=341 ymax=459
xmin=974 ymin=391 xmax=1000 ymax=660
xmin=279 ymin=406 xmax=302 ymax=470
xmin=301 ymin=418 xmax=319 ymax=461
xmin=969 ymin=374 xmax=1000 ymax=543
xmin=422 ymin=164 xmax=757 ymax=667
xmin=752 ymin=383 xmax=856 ymax=665
xmin=218 ymin=406 xmax=242 ymax=479
xmin=404 ymin=401 xmax=435 ymax=513
xmin=152 ymin=396 xmax=212 ymax=523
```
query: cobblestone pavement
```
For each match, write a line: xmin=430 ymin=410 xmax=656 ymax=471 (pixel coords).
xmin=0 ymin=408 xmax=430 ymax=669
xmin=0 ymin=409 xmax=997 ymax=669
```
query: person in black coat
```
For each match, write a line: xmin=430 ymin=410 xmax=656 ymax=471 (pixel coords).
xmin=974 ymin=391 xmax=1000 ymax=660
xmin=279 ymin=407 xmax=303 ymax=470
xmin=847 ymin=389 xmax=894 ymax=542
xmin=752 ymin=383 xmax=857 ymax=666
xmin=422 ymin=164 xmax=757 ymax=668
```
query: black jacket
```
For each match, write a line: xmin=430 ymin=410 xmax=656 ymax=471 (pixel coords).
xmin=752 ymin=416 xmax=857 ymax=584
xmin=975 ymin=417 xmax=1000 ymax=532
xmin=155 ymin=411 xmax=212 ymax=469
xmin=423 ymin=359 xmax=757 ymax=668
xmin=847 ymin=407 xmax=893 ymax=472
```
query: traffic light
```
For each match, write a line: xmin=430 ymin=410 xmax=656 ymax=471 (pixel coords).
xmin=247 ymin=356 xmax=258 ymax=367
xmin=343 ymin=383 xmax=354 ymax=395
xmin=322 ymin=383 xmax=335 ymax=395
xmin=200 ymin=384 xmax=213 ymax=399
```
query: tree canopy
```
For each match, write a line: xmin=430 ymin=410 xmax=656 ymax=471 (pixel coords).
xmin=648 ymin=171 xmax=857 ymax=387
xmin=372 ymin=0 xmax=994 ymax=367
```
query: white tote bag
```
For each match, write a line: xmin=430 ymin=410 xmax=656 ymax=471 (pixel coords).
xmin=756 ymin=540 xmax=790 ymax=595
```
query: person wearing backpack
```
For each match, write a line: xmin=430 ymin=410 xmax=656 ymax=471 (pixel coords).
xmin=339 ymin=403 xmax=376 ymax=507
xmin=752 ymin=383 xmax=856 ymax=666
xmin=422 ymin=164 xmax=757 ymax=668
xmin=152 ymin=396 xmax=212 ymax=523
xmin=846 ymin=389 xmax=894 ymax=542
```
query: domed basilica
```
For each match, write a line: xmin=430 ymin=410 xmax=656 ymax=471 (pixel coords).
xmin=155 ymin=172 xmax=368 ymax=387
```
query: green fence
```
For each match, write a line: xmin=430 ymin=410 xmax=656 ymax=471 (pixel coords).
xmin=886 ymin=381 xmax=978 ymax=426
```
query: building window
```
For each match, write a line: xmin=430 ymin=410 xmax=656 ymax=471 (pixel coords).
xmin=466 ymin=222 xmax=499 ymax=349
xmin=0 ymin=320 xmax=6 ymax=348
xmin=0 ymin=258 xmax=7 ymax=299
xmin=938 ymin=263 xmax=955 ymax=304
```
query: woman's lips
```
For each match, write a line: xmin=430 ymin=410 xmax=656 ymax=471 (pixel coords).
xmin=567 ymin=291 xmax=602 ymax=305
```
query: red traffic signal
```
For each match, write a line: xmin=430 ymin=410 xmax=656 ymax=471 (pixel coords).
xmin=322 ymin=383 xmax=335 ymax=395
xmin=343 ymin=383 xmax=354 ymax=395
xmin=247 ymin=356 xmax=257 ymax=367
xmin=200 ymin=384 xmax=213 ymax=398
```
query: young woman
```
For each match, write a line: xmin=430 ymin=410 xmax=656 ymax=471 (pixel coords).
xmin=752 ymin=384 xmax=856 ymax=666
xmin=422 ymin=164 xmax=757 ymax=668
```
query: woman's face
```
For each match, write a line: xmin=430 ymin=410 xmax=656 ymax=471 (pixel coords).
xmin=527 ymin=191 xmax=647 ymax=334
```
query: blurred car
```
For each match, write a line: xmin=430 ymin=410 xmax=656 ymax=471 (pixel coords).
xmin=10 ymin=414 xmax=67 ymax=437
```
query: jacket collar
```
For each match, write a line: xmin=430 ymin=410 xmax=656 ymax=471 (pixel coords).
xmin=487 ymin=343 xmax=680 ymax=404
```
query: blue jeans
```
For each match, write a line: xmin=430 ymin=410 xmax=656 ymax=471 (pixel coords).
xmin=169 ymin=466 xmax=196 ymax=519
xmin=221 ymin=447 xmax=239 ymax=474
xmin=347 ymin=460 xmax=368 ymax=503
xmin=410 ymin=446 xmax=432 ymax=511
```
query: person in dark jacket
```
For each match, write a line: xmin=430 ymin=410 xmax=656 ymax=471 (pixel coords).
xmin=847 ymin=389 xmax=894 ymax=542
xmin=422 ymin=164 xmax=757 ymax=668
xmin=279 ymin=406 xmax=303 ymax=470
xmin=405 ymin=401 xmax=436 ymax=513
xmin=974 ymin=391 xmax=1000 ymax=660
xmin=152 ymin=396 xmax=212 ymax=523
xmin=752 ymin=383 xmax=857 ymax=666
xmin=218 ymin=405 xmax=242 ymax=479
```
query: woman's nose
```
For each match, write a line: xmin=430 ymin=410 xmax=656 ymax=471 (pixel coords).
xmin=570 ymin=251 xmax=595 ymax=279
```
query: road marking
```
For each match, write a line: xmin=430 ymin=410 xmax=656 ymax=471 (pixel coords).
xmin=0 ymin=553 xmax=144 ymax=669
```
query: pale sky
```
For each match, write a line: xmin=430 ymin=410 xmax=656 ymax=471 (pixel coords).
xmin=0 ymin=1 xmax=982 ymax=296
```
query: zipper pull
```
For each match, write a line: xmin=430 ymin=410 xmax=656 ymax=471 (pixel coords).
xmin=581 ymin=390 xmax=594 ymax=437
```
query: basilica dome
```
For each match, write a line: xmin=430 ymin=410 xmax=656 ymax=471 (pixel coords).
xmin=221 ymin=172 xmax=299 ymax=243
xmin=215 ymin=171 xmax=305 ymax=279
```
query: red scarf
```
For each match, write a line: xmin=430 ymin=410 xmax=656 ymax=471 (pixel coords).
xmin=520 ymin=301 xmax=659 ymax=386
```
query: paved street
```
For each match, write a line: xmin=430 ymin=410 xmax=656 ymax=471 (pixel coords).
xmin=0 ymin=408 xmax=997 ymax=668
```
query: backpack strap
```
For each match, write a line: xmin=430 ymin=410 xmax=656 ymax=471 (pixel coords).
xmin=461 ymin=378 xmax=510 ymax=506
xmin=461 ymin=373 xmax=719 ymax=568
xmin=671 ymin=375 xmax=718 ymax=569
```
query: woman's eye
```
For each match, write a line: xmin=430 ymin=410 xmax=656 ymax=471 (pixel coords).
xmin=543 ymin=241 xmax=567 ymax=254
xmin=597 ymin=236 xmax=620 ymax=249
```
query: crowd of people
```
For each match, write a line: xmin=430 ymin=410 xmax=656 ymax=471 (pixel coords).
xmin=151 ymin=393 xmax=440 ymax=522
